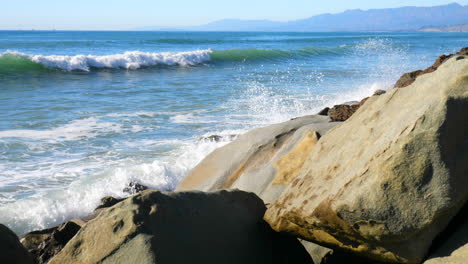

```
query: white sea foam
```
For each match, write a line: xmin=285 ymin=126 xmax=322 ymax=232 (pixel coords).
xmin=0 ymin=117 xmax=122 ymax=141
xmin=0 ymin=136 xmax=233 ymax=235
xmin=2 ymin=50 xmax=213 ymax=71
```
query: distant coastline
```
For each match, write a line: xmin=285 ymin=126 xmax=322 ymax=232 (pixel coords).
xmin=136 ymin=3 xmax=468 ymax=32
xmin=419 ymin=23 xmax=468 ymax=32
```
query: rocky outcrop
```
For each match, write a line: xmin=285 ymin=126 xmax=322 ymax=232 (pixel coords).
xmin=49 ymin=190 xmax=312 ymax=264
xmin=176 ymin=115 xmax=339 ymax=204
xmin=394 ymin=47 xmax=467 ymax=88
xmin=20 ymin=220 xmax=83 ymax=264
xmin=265 ymin=57 xmax=468 ymax=263
xmin=0 ymin=224 xmax=34 ymax=264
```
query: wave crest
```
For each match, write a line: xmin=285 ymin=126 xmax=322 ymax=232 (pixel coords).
xmin=0 ymin=50 xmax=213 ymax=72
xmin=0 ymin=46 xmax=350 ymax=73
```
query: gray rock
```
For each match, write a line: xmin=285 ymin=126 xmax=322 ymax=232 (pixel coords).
xmin=177 ymin=115 xmax=339 ymax=205
xmin=373 ymin=89 xmax=386 ymax=96
xmin=49 ymin=190 xmax=312 ymax=264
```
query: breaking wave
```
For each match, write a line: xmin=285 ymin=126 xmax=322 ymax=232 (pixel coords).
xmin=0 ymin=46 xmax=349 ymax=73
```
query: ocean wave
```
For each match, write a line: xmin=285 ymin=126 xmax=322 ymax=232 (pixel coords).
xmin=0 ymin=50 xmax=213 ymax=72
xmin=0 ymin=46 xmax=349 ymax=73
xmin=210 ymin=46 xmax=347 ymax=62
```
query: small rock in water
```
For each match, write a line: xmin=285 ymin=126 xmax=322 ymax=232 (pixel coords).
xmin=373 ymin=89 xmax=386 ymax=96
xmin=342 ymin=100 xmax=360 ymax=105
xmin=317 ymin=107 xmax=330 ymax=116
xmin=200 ymin=134 xmax=237 ymax=142
xmin=95 ymin=196 xmax=124 ymax=210
xmin=123 ymin=181 xmax=149 ymax=195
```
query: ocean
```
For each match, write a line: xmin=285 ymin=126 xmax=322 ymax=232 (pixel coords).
xmin=0 ymin=31 xmax=466 ymax=235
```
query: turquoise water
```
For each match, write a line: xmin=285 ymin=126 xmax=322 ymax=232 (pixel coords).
xmin=0 ymin=31 xmax=466 ymax=234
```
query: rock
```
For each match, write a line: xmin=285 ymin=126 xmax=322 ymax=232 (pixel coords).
xmin=394 ymin=47 xmax=467 ymax=88
xmin=95 ymin=196 xmax=124 ymax=210
xmin=317 ymin=107 xmax=330 ymax=116
xmin=0 ymin=224 xmax=34 ymax=264
xmin=328 ymin=97 xmax=370 ymax=122
xmin=342 ymin=101 xmax=360 ymax=105
xmin=423 ymin=204 xmax=468 ymax=264
xmin=327 ymin=104 xmax=360 ymax=121
xmin=122 ymin=181 xmax=149 ymax=195
xmin=424 ymin=244 xmax=468 ymax=264
xmin=300 ymin=239 xmax=333 ymax=264
xmin=373 ymin=89 xmax=386 ymax=96
xmin=49 ymin=190 xmax=312 ymax=264
xmin=265 ymin=57 xmax=468 ymax=263
xmin=200 ymin=134 xmax=238 ymax=142
xmin=20 ymin=220 xmax=83 ymax=264
xmin=301 ymin=239 xmax=385 ymax=264
xmin=176 ymin=115 xmax=339 ymax=204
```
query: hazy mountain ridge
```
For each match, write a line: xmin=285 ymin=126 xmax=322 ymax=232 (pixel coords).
xmin=419 ymin=23 xmax=468 ymax=32
xmin=138 ymin=3 xmax=468 ymax=32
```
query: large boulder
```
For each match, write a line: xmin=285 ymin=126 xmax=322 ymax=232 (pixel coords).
xmin=177 ymin=115 xmax=339 ymax=204
xmin=0 ymin=224 xmax=34 ymax=264
xmin=49 ymin=189 xmax=312 ymax=264
xmin=265 ymin=56 xmax=468 ymax=263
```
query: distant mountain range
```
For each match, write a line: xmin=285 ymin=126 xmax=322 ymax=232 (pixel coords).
xmin=137 ymin=3 xmax=468 ymax=32
xmin=419 ymin=23 xmax=468 ymax=32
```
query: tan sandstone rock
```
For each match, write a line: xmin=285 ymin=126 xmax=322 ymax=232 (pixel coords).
xmin=176 ymin=115 xmax=339 ymax=204
xmin=49 ymin=189 xmax=312 ymax=264
xmin=265 ymin=57 xmax=468 ymax=263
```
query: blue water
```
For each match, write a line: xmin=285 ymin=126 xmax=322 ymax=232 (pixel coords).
xmin=0 ymin=31 xmax=466 ymax=234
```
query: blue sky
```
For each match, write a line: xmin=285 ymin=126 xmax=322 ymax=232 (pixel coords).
xmin=2 ymin=0 xmax=467 ymax=30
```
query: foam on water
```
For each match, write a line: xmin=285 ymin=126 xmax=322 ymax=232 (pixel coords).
xmin=0 ymin=117 xmax=122 ymax=141
xmin=0 ymin=50 xmax=213 ymax=71
xmin=0 ymin=134 xmax=236 ymax=235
